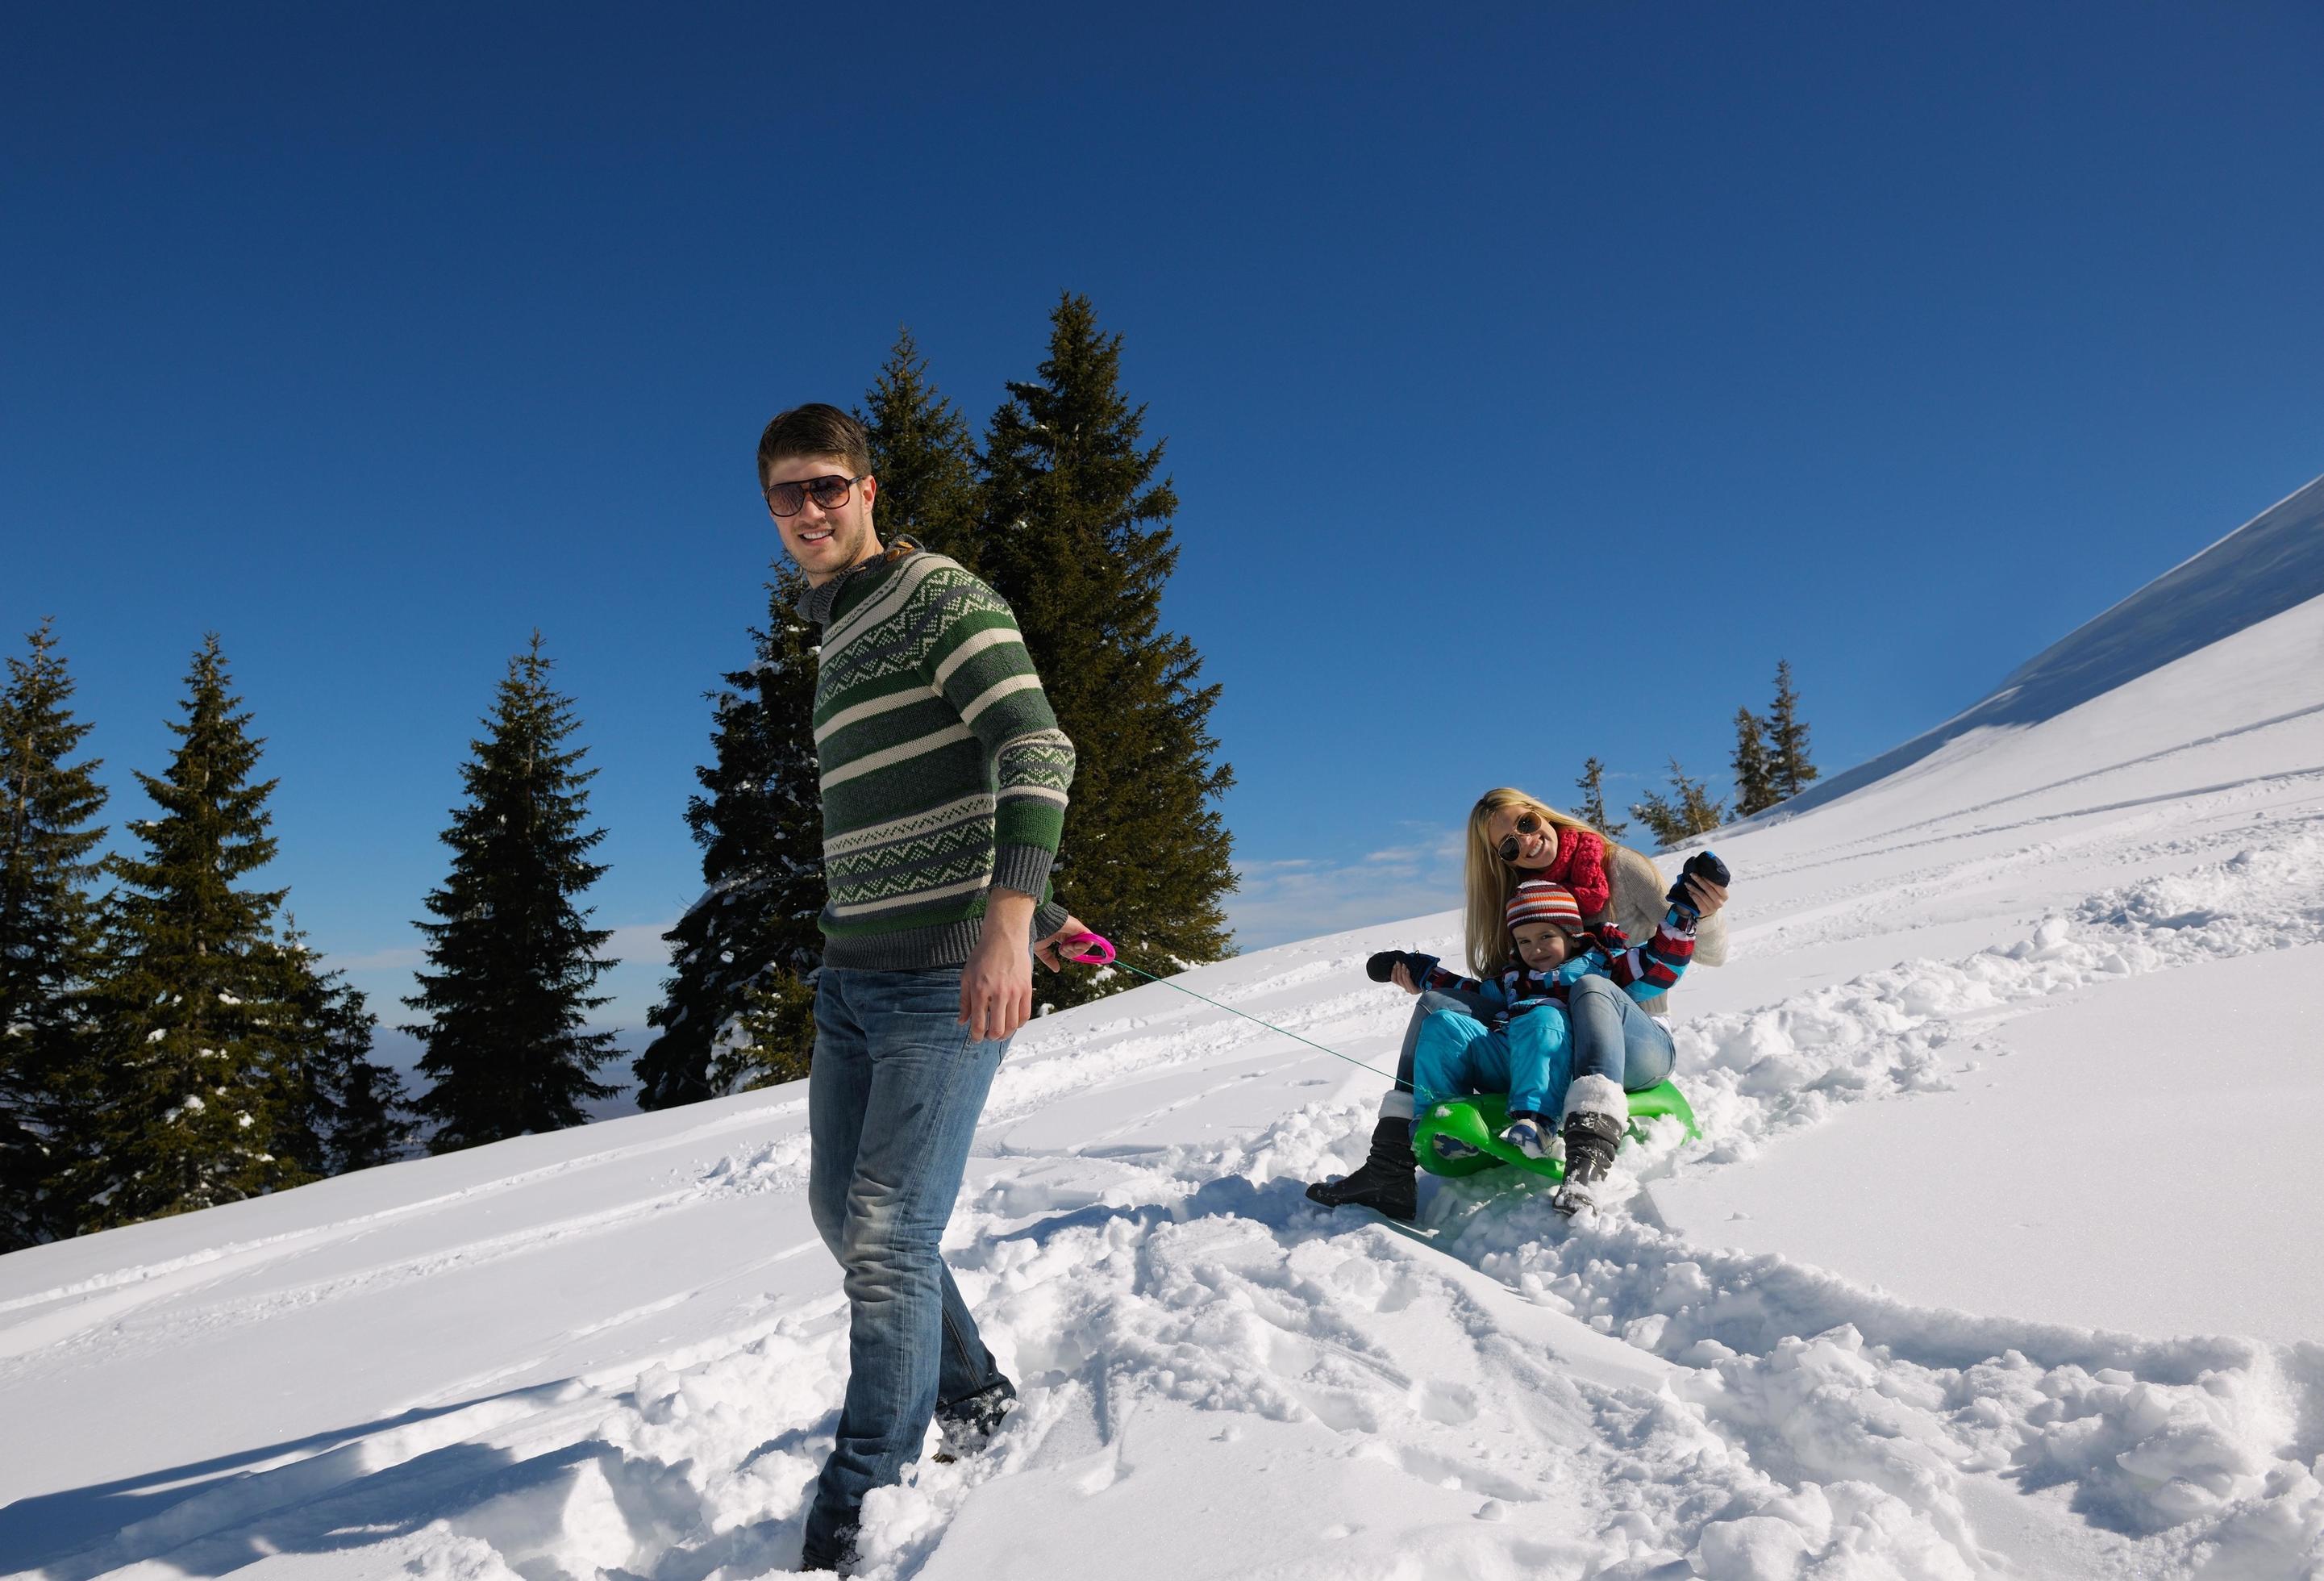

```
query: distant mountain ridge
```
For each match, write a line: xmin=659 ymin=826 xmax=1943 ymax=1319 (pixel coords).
xmin=1778 ymin=470 xmax=2324 ymax=817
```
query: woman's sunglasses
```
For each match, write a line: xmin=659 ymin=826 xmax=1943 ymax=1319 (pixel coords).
xmin=764 ymin=473 xmax=869 ymax=519
xmin=1496 ymin=814 xmax=1543 ymax=864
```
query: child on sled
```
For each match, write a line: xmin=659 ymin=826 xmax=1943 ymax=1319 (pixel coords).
xmin=1389 ymin=870 xmax=1710 ymax=1214
xmin=1307 ymin=787 xmax=1730 ymax=1219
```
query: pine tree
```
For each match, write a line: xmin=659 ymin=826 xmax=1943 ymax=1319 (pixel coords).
xmin=635 ymin=569 xmax=826 ymax=1109
xmin=1731 ymin=707 xmax=1779 ymax=817
xmin=976 ymin=294 xmax=1235 ymax=1007
xmin=266 ymin=922 xmax=414 ymax=1176
xmin=1629 ymin=759 xmax=1726 ymax=849
xmin=1573 ymin=757 xmax=1628 ymax=841
xmin=709 ymin=972 xmax=818 ymax=1093
xmin=327 ymin=1053 xmax=419 ymax=1174
xmin=860 ymin=327 xmax=982 ymax=566
xmin=1766 ymin=660 xmax=1818 ymax=800
xmin=0 ymin=620 xmax=110 ymax=1248
xmin=1629 ymin=789 xmax=1684 ymax=849
xmin=406 ymin=634 xmax=618 ymax=1151
xmin=83 ymin=636 xmax=306 ymax=1229
xmin=1677 ymin=763 xmax=1728 ymax=835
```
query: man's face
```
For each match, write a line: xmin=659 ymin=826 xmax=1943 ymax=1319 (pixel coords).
xmin=765 ymin=453 xmax=879 ymax=585
xmin=1512 ymin=922 xmax=1573 ymax=971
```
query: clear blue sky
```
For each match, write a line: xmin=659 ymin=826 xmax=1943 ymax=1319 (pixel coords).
xmin=6 ymin=2 xmax=2321 ymax=1061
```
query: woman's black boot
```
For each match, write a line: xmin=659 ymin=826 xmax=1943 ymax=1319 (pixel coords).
xmin=1306 ymin=1115 xmax=1418 ymax=1220
xmin=1552 ymin=1111 xmax=1625 ymax=1217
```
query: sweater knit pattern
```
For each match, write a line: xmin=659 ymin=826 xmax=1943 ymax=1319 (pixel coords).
xmin=802 ymin=547 xmax=1074 ymax=969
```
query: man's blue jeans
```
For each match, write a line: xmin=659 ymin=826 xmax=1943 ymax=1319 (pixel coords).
xmin=802 ymin=965 xmax=1010 ymax=1565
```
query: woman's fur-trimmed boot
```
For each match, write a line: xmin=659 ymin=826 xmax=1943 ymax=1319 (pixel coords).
xmin=1552 ymin=1074 xmax=1628 ymax=1218
xmin=1306 ymin=1115 xmax=1418 ymax=1220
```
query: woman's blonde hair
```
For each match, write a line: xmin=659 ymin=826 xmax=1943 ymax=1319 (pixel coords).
xmin=1462 ymin=787 xmax=1604 ymax=977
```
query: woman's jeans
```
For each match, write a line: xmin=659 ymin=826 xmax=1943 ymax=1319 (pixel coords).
xmin=802 ymin=965 xmax=1010 ymax=1563
xmin=1397 ymin=974 xmax=1675 ymax=1128
xmin=1565 ymin=974 xmax=1676 ymax=1096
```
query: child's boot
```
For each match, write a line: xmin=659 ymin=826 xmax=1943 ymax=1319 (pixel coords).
xmin=1499 ymin=1112 xmax=1558 ymax=1162
xmin=1306 ymin=1115 xmax=1418 ymax=1220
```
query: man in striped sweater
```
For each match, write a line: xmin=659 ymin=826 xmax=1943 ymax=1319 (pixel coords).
xmin=759 ymin=404 xmax=1088 ymax=1573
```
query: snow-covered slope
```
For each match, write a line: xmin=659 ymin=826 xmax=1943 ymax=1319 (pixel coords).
xmin=6 ymin=501 xmax=2324 ymax=1580
xmin=1778 ymin=470 xmax=2324 ymax=818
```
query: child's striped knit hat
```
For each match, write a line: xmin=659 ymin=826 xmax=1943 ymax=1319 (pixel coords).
xmin=1506 ymin=879 xmax=1584 ymax=936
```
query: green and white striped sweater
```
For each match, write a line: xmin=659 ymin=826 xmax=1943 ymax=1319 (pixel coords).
xmin=799 ymin=544 xmax=1076 ymax=970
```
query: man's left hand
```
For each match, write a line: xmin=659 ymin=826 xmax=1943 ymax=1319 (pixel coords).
xmin=1032 ymin=913 xmax=1096 ymax=972
xmin=960 ymin=889 xmax=1039 ymax=1042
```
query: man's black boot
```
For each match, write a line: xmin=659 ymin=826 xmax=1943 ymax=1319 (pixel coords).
xmin=1306 ymin=1115 xmax=1418 ymax=1220
xmin=933 ymin=1374 xmax=1017 ymax=1462
xmin=797 ymin=1526 xmax=856 ymax=1575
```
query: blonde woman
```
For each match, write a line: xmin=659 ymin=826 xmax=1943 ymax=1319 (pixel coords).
xmin=1306 ymin=788 xmax=1729 ymax=1220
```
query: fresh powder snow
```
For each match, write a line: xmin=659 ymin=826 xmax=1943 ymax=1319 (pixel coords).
xmin=5 ymin=480 xmax=2324 ymax=1579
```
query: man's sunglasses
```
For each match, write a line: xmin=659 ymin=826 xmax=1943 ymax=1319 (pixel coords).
xmin=764 ymin=473 xmax=869 ymax=518
xmin=1497 ymin=814 xmax=1544 ymax=864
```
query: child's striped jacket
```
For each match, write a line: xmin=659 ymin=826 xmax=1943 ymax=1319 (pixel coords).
xmin=1410 ymin=904 xmax=1700 ymax=1028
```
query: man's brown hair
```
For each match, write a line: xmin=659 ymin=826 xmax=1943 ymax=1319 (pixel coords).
xmin=756 ymin=403 xmax=873 ymax=487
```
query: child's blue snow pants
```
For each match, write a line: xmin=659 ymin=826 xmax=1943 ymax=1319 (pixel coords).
xmin=1408 ymin=1003 xmax=1572 ymax=1127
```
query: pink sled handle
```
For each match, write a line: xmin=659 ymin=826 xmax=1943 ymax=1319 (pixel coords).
xmin=1061 ymin=931 xmax=1115 ymax=966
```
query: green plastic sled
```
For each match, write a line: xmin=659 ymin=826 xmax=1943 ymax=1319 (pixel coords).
xmin=1413 ymin=1081 xmax=1701 ymax=1180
